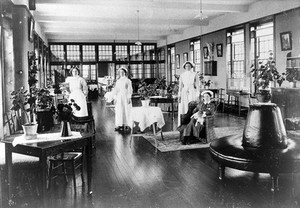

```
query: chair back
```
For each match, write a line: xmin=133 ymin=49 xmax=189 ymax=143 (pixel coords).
xmin=4 ymin=111 xmax=23 ymax=135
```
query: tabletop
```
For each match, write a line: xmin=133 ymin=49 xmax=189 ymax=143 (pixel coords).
xmin=131 ymin=106 xmax=165 ymax=131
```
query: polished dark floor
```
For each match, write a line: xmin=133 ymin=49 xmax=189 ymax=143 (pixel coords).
xmin=4 ymin=98 xmax=300 ymax=208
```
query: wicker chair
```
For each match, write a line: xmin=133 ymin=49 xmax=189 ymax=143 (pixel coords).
xmin=178 ymin=99 xmax=219 ymax=143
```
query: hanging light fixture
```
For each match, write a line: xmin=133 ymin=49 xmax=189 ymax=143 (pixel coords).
xmin=196 ymin=0 xmax=208 ymax=21
xmin=135 ymin=10 xmax=142 ymax=46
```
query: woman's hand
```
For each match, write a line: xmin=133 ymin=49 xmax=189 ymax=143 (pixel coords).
xmin=191 ymin=112 xmax=199 ymax=119
xmin=128 ymin=98 xmax=131 ymax=104
xmin=178 ymin=96 xmax=181 ymax=103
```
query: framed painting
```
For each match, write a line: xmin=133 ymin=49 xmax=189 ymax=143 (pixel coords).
xmin=176 ymin=54 xmax=180 ymax=69
xmin=216 ymin=44 xmax=223 ymax=57
xmin=183 ymin=53 xmax=188 ymax=62
xmin=280 ymin=31 xmax=292 ymax=51
xmin=203 ymin=47 xmax=208 ymax=59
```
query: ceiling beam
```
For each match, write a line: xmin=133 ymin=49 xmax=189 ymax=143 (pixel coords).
xmin=35 ymin=2 xmax=249 ymax=13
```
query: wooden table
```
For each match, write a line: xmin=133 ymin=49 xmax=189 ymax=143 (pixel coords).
xmin=149 ymin=95 xmax=178 ymax=119
xmin=2 ymin=132 xmax=94 ymax=206
xmin=226 ymin=90 xmax=250 ymax=116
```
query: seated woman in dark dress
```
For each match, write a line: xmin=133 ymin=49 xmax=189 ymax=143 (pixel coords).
xmin=182 ymin=90 xmax=216 ymax=145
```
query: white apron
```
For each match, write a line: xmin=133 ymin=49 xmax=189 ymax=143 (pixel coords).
xmin=66 ymin=76 xmax=88 ymax=117
xmin=114 ymin=77 xmax=133 ymax=126
xmin=178 ymin=71 xmax=200 ymax=126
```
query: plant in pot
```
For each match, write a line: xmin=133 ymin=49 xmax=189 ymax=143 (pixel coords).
xmin=286 ymin=68 xmax=300 ymax=88
xmin=137 ymin=79 xmax=157 ymax=107
xmin=10 ymin=87 xmax=38 ymax=138
xmin=154 ymin=77 xmax=167 ymax=97
xmin=251 ymin=51 xmax=282 ymax=102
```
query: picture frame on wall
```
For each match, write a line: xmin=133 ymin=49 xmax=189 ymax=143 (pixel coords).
xmin=183 ymin=53 xmax=188 ymax=62
xmin=203 ymin=47 xmax=208 ymax=59
xmin=280 ymin=31 xmax=292 ymax=51
xmin=28 ymin=16 xmax=35 ymax=42
xmin=216 ymin=44 xmax=223 ymax=57
xmin=176 ymin=54 xmax=180 ymax=69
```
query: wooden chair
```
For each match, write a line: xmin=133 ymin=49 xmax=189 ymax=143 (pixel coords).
xmin=48 ymin=103 xmax=95 ymax=193
xmin=48 ymin=149 xmax=84 ymax=193
xmin=178 ymin=99 xmax=219 ymax=143
xmin=2 ymin=111 xmax=40 ymax=198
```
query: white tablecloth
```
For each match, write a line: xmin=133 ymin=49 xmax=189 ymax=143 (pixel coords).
xmin=131 ymin=106 xmax=165 ymax=131
xmin=12 ymin=131 xmax=82 ymax=147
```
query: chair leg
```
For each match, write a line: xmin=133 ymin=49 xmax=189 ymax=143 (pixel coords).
xmin=62 ymin=162 xmax=68 ymax=183
xmin=48 ymin=161 xmax=53 ymax=190
xmin=72 ymin=161 xmax=77 ymax=193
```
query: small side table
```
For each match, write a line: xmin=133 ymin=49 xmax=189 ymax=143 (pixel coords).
xmin=131 ymin=106 xmax=165 ymax=148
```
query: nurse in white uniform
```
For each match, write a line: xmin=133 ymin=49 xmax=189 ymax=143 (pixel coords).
xmin=177 ymin=61 xmax=200 ymax=126
xmin=113 ymin=66 xmax=133 ymax=131
xmin=65 ymin=66 xmax=88 ymax=117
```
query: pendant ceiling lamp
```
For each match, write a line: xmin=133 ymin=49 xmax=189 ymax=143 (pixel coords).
xmin=197 ymin=0 xmax=208 ymax=21
xmin=135 ymin=10 xmax=142 ymax=46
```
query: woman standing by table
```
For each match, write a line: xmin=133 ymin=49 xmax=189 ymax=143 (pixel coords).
xmin=64 ymin=66 xmax=88 ymax=117
xmin=113 ymin=66 xmax=133 ymax=131
xmin=178 ymin=61 xmax=200 ymax=126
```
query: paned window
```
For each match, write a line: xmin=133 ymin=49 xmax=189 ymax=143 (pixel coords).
xmin=98 ymin=45 xmax=113 ymax=61
xmin=66 ymin=45 xmax=80 ymax=62
xmin=82 ymin=45 xmax=96 ymax=62
xmin=130 ymin=45 xmax=142 ymax=61
xmin=115 ymin=45 xmax=128 ymax=62
xmin=144 ymin=45 xmax=155 ymax=61
xmin=50 ymin=45 xmax=64 ymax=62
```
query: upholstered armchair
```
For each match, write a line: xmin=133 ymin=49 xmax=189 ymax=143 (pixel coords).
xmin=178 ymin=99 xmax=219 ymax=143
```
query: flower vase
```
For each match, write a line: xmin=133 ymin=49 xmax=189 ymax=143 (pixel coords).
xmin=61 ymin=121 xmax=72 ymax=137
xmin=141 ymin=99 xmax=150 ymax=108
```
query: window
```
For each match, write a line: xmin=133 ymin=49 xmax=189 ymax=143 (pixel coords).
xmin=143 ymin=45 xmax=155 ymax=61
xmin=227 ymin=28 xmax=247 ymax=90
xmin=66 ymin=45 xmax=80 ymax=62
xmin=168 ymin=46 xmax=176 ymax=81
xmin=82 ymin=64 xmax=97 ymax=83
xmin=50 ymin=44 xmax=64 ymax=62
xmin=129 ymin=64 xmax=143 ymax=79
xmin=158 ymin=48 xmax=166 ymax=78
xmin=192 ymin=40 xmax=201 ymax=72
xmin=82 ymin=45 xmax=96 ymax=62
xmin=115 ymin=45 xmax=128 ymax=62
xmin=250 ymin=21 xmax=274 ymax=92
xmin=98 ymin=45 xmax=113 ymax=61
xmin=130 ymin=45 xmax=142 ymax=61
xmin=144 ymin=64 xmax=155 ymax=78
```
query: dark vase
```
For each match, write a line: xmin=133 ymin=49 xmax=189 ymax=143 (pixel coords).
xmin=61 ymin=121 xmax=72 ymax=137
xmin=256 ymin=89 xmax=272 ymax=103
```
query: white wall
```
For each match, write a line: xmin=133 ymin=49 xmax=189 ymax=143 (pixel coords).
xmin=158 ymin=1 xmax=300 ymax=47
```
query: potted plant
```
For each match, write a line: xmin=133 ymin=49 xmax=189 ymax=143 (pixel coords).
xmin=10 ymin=87 xmax=38 ymax=138
xmin=286 ymin=68 xmax=300 ymax=88
xmin=251 ymin=51 xmax=282 ymax=102
xmin=137 ymin=79 xmax=157 ymax=107
xmin=198 ymin=72 xmax=213 ymax=89
xmin=154 ymin=77 xmax=167 ymax=97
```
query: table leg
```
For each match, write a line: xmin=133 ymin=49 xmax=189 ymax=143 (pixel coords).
xmin=5 ymin=144 xmax=13 ymax=205
xmin=238 ymin=96 xmax=241 ymax=116
xmin=40 ymin=152 xmax=48 ymax=206
xmin=172 ymin=101 xmax=174 ymax=120
xmin=86 ymin=136 xmax=93 ymax=195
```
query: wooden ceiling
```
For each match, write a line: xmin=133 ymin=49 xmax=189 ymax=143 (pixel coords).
xmin=32 ymin=0 xmax=263 ymax=43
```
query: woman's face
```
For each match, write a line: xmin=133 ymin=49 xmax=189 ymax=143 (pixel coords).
xmin=119 ymin=69 xmax=126 ymax=77
xmin=203 ymin=93 xmax=211 ymax=102
xmin=71 ymin=69 xmax=79 ymax=77
xmin=185 ymin=63 xmax=192 ymax=70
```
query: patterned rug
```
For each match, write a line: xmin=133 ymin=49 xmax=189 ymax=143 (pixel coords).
xmin=141 ymin=126 xmax=243 ymax=152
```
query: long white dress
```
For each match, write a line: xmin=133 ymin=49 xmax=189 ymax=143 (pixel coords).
xmin=113 ymin=76 xmax=133 ymax=127
xmin=178 ymin=70 xmax=200 ymax=126
xmin=65 ymin=76 xmax=88 ymax=117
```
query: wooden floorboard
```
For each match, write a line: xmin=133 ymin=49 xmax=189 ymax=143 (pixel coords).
xmin=2 ymin=97 xmax=300 ymax=208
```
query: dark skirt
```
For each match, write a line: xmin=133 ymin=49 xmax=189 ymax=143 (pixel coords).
xmin=183 ymin=118 xmax=204 ymax=139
